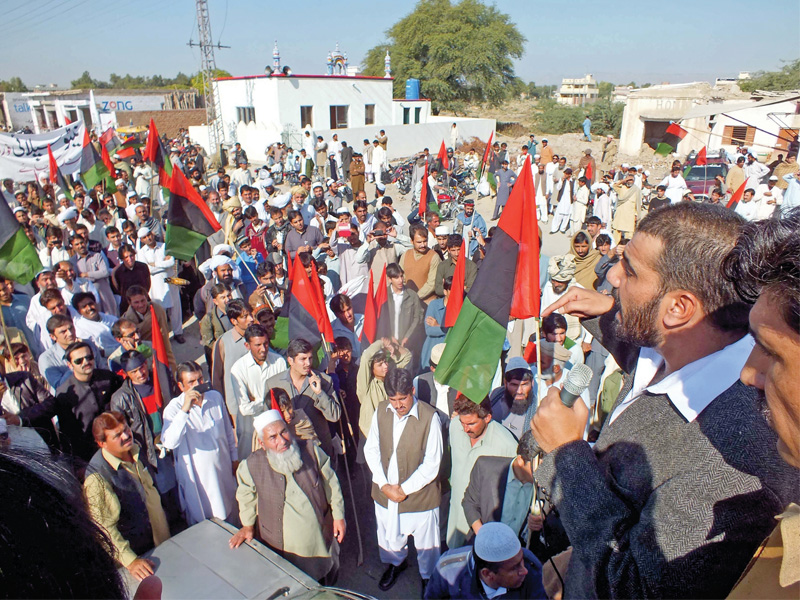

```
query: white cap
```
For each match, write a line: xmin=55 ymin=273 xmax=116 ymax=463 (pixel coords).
xmin=312 ymin=181 xmax=323 ymax=190
xmin=126 ymin=190 xmax=137 ymax=199
xmin=199 ymin=185 xmax=207 ymax=191
xmin=474 ymin=522 xmax=521 ymax=563
xmin=635 ymin=165 xmax=643 ymax=171
xmin=326 ymin=178 xmax=335 ymax=187
xmin=210 ymin=255 xmax=233 ymax=270
xmin=621 ymin=163 xmax=630 ymax=168
xmin=534 ymin=154 xmax=541 ymax=159
xmin=57 ymin=208 xmax=78 ymax=222
xmin=264 ymin=177 xmax=274 ymax=187
xmin=56 ymin=192 xmax=67 ymax=201
xmin=212 ymin=244 xmax=233 ymax=256
xmin=269 ymin=193 xmax=291 ymax=209
xmin=430 ymin=343 xmax=446 ymax=365
xmin=644 ymin=170 xmax=650 ymax=177
xmin=376 ymin=182 xmax=386 ymax=191
xmin=769 ymin=175 xmax=779 ymax=181
xmin=115 ymin=178 xmax=125 ymax=187
xmin=253 ymin=409 xmax=283 ymax=434
xmin=12 ymin=206 xmax=26 ymax=214
xmin=336 ymin=207 xmax=350 ymax=215
xmin=434 ymin=226 xmax=450 ymax=236
xmin=137 ymin=226 xmax=151 ymax=238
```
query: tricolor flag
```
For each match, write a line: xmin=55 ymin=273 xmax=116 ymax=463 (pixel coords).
xmin=0 ymin=199 xmax=42 ymax=283
xmin=656 ymin=122 xmax=687 ymax=156
xmin=287 ymin=252 xmax=334 ymax=345
xmin=418 ymin=161 xmax=440 ymax=218
xmin=444 ymin=238 xmax=466 ymax=328
xmin=99 ymin=127 xmax=120 ymax=154
xmin=79 ymin=128 xmax=111 ymax=190
xmin=47 ymin=144 xmax=73 ymax=202
xmin=437 ymin=140 xmax=449 ymax=171
xmin=165 ymin=167 xmax=221 ymax=261
xmin=143 ymin=119 xmax=173 ymax=185
xmin=726 ymin=179 xmax=747 ymax=210
xmin=148 ymin=305 xmax=171 ymax=408
xmin=477 ymin=131 xmax=494 ymax=182
xmin=361 ymin=266 xmax=387 ymax=344
xmin=435 ymin=156 xmax=540 ymax=402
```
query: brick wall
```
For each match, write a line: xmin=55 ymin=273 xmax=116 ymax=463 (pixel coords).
xmin=124 ymin=110 xmax=207 ymax=138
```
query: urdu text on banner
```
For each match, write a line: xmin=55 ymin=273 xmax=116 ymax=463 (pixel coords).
xmin=0 ymin=122 xmax=86 ymax=182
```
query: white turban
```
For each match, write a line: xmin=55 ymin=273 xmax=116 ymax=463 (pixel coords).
xmin=210 ymin=255 xmax=233 ymax=270
xmin=269 ymin=193 xmax=291 ymax=209
xmin=57 ymin=208 xmax=78 ymax=222
xmin=212 ymin=244 xmax=233 ymax=257
xmin=253 ymin=409 xmax=283 ymax=436
xmin=137 ymin=226 xmax=151 ymax=238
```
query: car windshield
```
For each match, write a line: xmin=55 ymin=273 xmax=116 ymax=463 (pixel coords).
xmin=685 ymin=164 xmax=726 ymax=181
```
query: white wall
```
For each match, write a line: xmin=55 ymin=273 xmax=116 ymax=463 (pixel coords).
xmin=708 ymin=100 xmax=800 ymax=161
xmin=2 ymin=92 xmax=35 ymax=130
xmin=392 ymin=100 xmax=432 ymax=125
xmin=191 ymin=117 xmax=496 ymax=163
xmin=620 ymin=95 xmax=705 ymax=156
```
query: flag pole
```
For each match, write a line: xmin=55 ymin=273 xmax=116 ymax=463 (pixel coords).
xmin=0 ymin=305 xmax=15 ymax=367
xmin=526 ymin=318 xmax=544 ymax=550
xmin=336 ymin=402 xmax=364 ymax=566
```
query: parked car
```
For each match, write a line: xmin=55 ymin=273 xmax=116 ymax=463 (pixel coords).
xmin=120 ymin=518 xmax=376 ymax=600
xmin=684 ymin=151 xmax=729 ymax=201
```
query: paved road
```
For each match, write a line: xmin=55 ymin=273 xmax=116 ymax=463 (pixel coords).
xmin=169 ymin=174 xmax=574 ymax=598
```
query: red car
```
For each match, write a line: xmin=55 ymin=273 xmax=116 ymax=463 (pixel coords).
xmin=684 ymin=151 xmax=729 ymax=201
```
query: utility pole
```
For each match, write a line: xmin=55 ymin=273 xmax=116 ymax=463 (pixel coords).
xmin=188 ymin=0 xmax=229 ymax=158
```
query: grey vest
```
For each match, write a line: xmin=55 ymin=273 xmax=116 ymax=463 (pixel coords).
xmin=86 ymin=449 xmax=153 ymax=556
xmin=247 ymin=441 xmax=333 ymax=552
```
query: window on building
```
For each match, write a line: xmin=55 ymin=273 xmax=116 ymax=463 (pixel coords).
xmin=329 ymin=105 xmax=348 ymax=129
xmin=236 ymin=106 xmax=256 ymax=124
xmin=414 ymin=107 xmax=422 ymax=124
xmin=365 ymin=104 xmax=375 ymax=126
xmin=776 ymin=128 xmax=799 ymax=151
xmin=403 ymin=107 xmax=410 ymax=125
xmin=722 ymin=125 xmax=755 ymax=146
xmin=300 ymin=106 xmax=313 ymax=128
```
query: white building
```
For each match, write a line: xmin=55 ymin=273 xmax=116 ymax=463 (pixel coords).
xmin=190 ymin=44 xmax=495 ymax=162
xmin=619 ymin=81 xmax=799 ymax=159
xmin=557 ymin=74 xmax=599 ymax=106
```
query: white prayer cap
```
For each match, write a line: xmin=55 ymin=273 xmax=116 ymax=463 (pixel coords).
xmin=430 ymin=343 xmax=446 ymax=366
xmin=336 ymin=207 xmax=351 ymax=215
xmin=326 ymin=178 xmax=335 ymax=187
xmin=210 ymin=255 xmax=233 ymax=270
xmin=212 ymin=244 xmax=233 ymax=256
xmin=199 ymin=185 xmax=207 ymax=191
xmin=253 ymin=409 xmax=283 ymax=435
xmin=57 ymin=208 xmax=78 ymax=222
xmin=376 ymin=182 xmax=386 ymax=191
xmin=56 ymin=193 xmax=67 ymax=201
xmin=621 ymin=163 xmax=630 ymax=168
xmin=474 ymin=522 xmax=521 ymax=563
xmin=12 ymin=206 xmax=26 ymax=214
xmin=126 ymin=190 xmax=138 ymax=199
xmin=534 ymin=154 xmax=541 ymax=159
xmin=264 ymin=177 xmax=274 ymax=187
xmin=434 ymin=226 xmax=450 ymax=236
xmin=114 ymin=178 xmax=125 ymax=187
xmin=269 ymin=193 xmax=291 ymax=209
xmin=635 ymin=165 xmax=643 ymax=171
xmin=137 ymin=226 xmax=151 ymax=238
xmin=644 ymin=170 xmax=650 ymax=177
xmin=312 ymin=181 xmax=324 ymax=190
xmin=769 ymin=175 xmax=779 ymax=181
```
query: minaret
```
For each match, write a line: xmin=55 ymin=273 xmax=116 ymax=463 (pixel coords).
xmin=384 ymin=50 xmax=391 ymax=78
xmin=326 ymin=52 xmax=333 ymax=76
xmin=272 ymin=40 xmax=280 ymax=72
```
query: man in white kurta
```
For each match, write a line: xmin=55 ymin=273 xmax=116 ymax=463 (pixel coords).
xmin=551 ymin=169 xmax=575 ymax=234
xmin=364 ymin=369 xmax=443 ymax=589
xmin=136 ymin=227 xmax=183 ymax=338
xmin=162 ymin=364 xmax=238 ymax=525
xmin=659 ymin=166 xmax=689 ymax=204
xmin=570 ymin=177 xmax=590 ymax=236
xmin=372 ymin=142 xmax=387 ymax=184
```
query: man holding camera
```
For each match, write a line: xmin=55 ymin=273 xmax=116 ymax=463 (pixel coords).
xmin=162 ymin=361 xmax=238 ymax=525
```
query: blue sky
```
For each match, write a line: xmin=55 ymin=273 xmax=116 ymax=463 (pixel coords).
xmin=1 ymin=0 xmax=796 ymax=88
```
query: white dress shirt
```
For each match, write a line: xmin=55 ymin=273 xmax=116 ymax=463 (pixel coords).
xmin=609 ymin=335 xmax=754 ymax=425
xmin=230 ymin=350 xmax=288 ymax=416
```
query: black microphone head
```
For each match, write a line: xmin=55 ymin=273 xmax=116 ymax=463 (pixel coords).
xmin=560 ymin=363 xmax=594 ymax=407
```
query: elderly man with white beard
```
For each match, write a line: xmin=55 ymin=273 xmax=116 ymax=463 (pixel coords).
xmin=229 ymin=409 xmax=346 ymax=584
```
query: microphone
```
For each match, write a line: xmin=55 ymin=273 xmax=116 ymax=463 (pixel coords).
xmin=559 ymin=363 xmax=594 ymax=408
xmin=529 ymin=363 xmax=594 ymax=456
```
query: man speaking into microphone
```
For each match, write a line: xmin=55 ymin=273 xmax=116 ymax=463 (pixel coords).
xmin=532 ymin=203 xmax=798 ymax=599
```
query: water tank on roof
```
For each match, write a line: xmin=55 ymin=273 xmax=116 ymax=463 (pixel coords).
xmin=405 ymin=79 xmax=420 ymax=100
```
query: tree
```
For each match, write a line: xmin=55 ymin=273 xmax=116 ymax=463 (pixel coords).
xmin=527 ymin=82 xmax=557 ymax=99
xmin=191 ymin=69 xmax=232 ymax=94
xmin=598 ymin=81 xmax=614 ymax=98
xmin=534 ymin=98 xmax=624 ymax=137
xmin=739 ymin=58 xmax=800 ymax=92
xmin=71 ymin=71 xmax=109 ymax=89
xmin=0 ymin=77 xmax=28 ymax=92
xmin=362 ymin=0 xmax=525 ymax=111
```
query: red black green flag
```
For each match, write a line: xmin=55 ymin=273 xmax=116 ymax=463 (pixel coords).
xmin=435 ymin=155 xmax=540 ymax=402
xmin=437 ymin=140 xmax=449 ymax=170
xmin=143 ymin=119 xmax=173 ymax=185
xmin=444 ymin=238 xmax=466 ymax=328
xmin=164 ymin=167 xmax=221 ymax=261
xmin=656 ymin=122 xmax=688 ymax=156
xmin=47 ymin=144 xmax=73 ymax=202
xmin=79 ymin=128 xmax=111 ymax=190
xmin=0 ymin=198 xmax=42 ymax=283
xmin=477 ymin=131 xmax=494 ymax=182
xmin=726 ymin=179 xmax=747 ymax=210
xmin=287 ymin=252 xmax=334 ymax=345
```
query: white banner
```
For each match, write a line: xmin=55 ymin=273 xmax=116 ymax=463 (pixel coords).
xmin=0 ymin=122 xmax=86 ymax=183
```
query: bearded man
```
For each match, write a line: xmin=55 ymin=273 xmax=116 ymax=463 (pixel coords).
xmin=229 ymin=410 xmax=346 ymax=584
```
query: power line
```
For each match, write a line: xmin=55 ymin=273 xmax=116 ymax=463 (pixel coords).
xmin=2 ymin=0 xmax=67 ymax=31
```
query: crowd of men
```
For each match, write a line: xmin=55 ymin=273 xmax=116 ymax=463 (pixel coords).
xmin=0 ymin=126 xmax=798 ymax=600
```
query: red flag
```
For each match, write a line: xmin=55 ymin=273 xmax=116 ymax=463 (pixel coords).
xmin=48 ymin=144 xmax=73 ymax=201
xmin=270 ymin=389 xmax=282 ymax=414
xmin=64 ymin=116 xmax=71 ymax=125
xmin=585 ymin=161 xmax=593 ymax=182
xmin=726 ymin=179 xmax=747 ymax=209
xmin=362 ymin=265 xmax=388 ymax=343
xmin=99 ymin=127 xmax=116 ymax=149
xmin=498 ymin=155 xmax=540 ymax=319
xmin=419 ymin=161 xmax=431 ymax=218
xmin=444 ymin=238 xmax=467 ymax=327
xmin=696 ymin=146 xmax=708 ymax=166
xmin=100 ymin=144 xmax=115 ymax=176
xmin=437 ymin=140 xmax=449 ymax=170
xmin=290 ymin=253 xmax=334 ymax=344
xmin=478 ymin=131 xmax=494 ymax=181
xmin=149 ymin=305 xmax=168 ymax=409
xmin=666 ymin=122 xmax=687 ymax=140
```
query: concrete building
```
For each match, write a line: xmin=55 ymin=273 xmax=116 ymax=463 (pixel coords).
xmin=190 ymin=44 xmax=495 ymax=162
xmin=557 ymin=74 xmax=599 ymax=106
xmin=618 ymin=82 xmax=750 ymax=156
xmin=1 ymin=88 xmax=201 ymax=133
